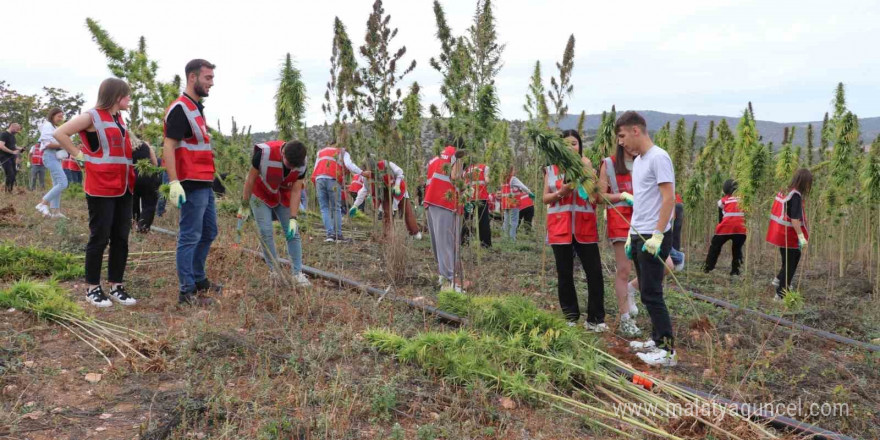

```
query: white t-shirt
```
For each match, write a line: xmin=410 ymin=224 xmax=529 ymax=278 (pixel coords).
xmin=629 ymin=145 xmax=675 ymax=235
xmin=38 ymin=120 xmax=56 ymax=150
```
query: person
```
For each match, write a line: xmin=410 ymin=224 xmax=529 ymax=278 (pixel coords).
xmin=53 ymin=78 xmax=137 ymax=308
xmin=598 ymin=142 xmax=641 ymax=337
xmin=464 ymin=162 xmax=492 ymax=248
xmin=350 ymin=159 xmax=421 ymax=239
xmin=425 ymin=140 xmax=467 ymax=292
xmin=766 ymin=168 xmax=811 ymax=300
xmin=544 ymin=129 xmax=606 ymax=332
xmin=616 ymin=111 xmax=677 ymax=367
xmin=163 ymin=58 xmax=222 ymax=307
xmin=347 ymin=173 xmax=366 ymax=212
xmin=311 ymin=138 xmax=369 ymax=242
xmin=703 ymin=179 xmax=746 ymax=276
xmin=0 ymin=123 xmax=23 ymax=193
xmin=517 ymin=184 xmax=535 ymax=233
xmin=501 ymin=166 xmax=532 ymax=241
xmin=35 ymin=108 xmax=69 ymax=218
xmin=62 ymin=154 xmax=83 ymax=185
xmin=669 ymin=193 xmax=685 ymax=271
xmin=239 ymin=140 xmax=311 ymax=286
xmin=132 ymin=141 xmax=161 ymax=233
xmin=27 ymin=144 xmax=46 ymax=191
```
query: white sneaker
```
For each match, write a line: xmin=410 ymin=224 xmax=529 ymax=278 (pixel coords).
xmin=441 ymin=281 xmax=465 ymax=293
xmin=294 ymin=273 xmax=311 ymax=287
xmin=438 ymin=276 xmax=446 ymax=286
xmin=566 ymin=321 xmax=577 ymax=327
xmin=627 ymin=284 xmax=639 ymax=317
xmin=584 ymin=322 xmax=607 ymax=333
xmin=85 ymin=286 xmax=113 ymax=308
xmin=35 ymin=204 xmax=49 ymax=216
xmin=108 ymin=285 xmax=137 ymax=306
xmin=324 ymin=237 xmax=335 ymax=243
xmin=414 ymin=232 xmax=423 ymax=240
xmin=674 ymin=253 xmax=685 ymax=272
xmin=619 ymin=316 xmax=642 ymax=338
xmin=771 ymin=277 xmax=780 ymax=287
xmin=50 ymin=211 xmax=67 ymax=219
xmin=637 ymin=347 xmax=677 ymax=367
xmin=629 ymin=339 xmax=656 ymax=351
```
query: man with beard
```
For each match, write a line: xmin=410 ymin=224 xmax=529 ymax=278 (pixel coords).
xmin=163 ymin=59 xmax=222 ymax=307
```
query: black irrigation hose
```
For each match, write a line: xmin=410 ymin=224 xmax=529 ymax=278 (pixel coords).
xmin=679 ymin=285 xmax=880 ymax=353
xmin=149 ymin=225 xmax=857 ymax=440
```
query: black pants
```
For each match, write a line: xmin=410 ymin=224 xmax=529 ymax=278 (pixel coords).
xmin=631 ymin=231 xmax=674 ymax=350
xmin=672 ymin=202 xmax=684 ymax=250
xmin=518 ymin=206 xmax=534 ymax=232
xmin=462 ymin=200 xmax=492 ymax=248
xmin=552 ymin=240 xmax=605 ymax=324
xmin=85 ymin=193 xmax=133 ymax=285
xmin=703 ymin=234 xmax=746 ymax=275
xmin=132 ymin=176 xmax=160 ymax=232
xmin=1 ymin=156 xmax=16 ymax=192
xmin=776 ymin=247 xmax=801 ymax=296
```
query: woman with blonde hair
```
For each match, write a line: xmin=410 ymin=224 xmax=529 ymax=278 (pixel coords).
xmin=54 ymin=78 xmax=137 ymax=308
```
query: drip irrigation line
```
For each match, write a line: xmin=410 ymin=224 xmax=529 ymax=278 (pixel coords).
xmin=149 ymin=224 xmax=858 ymax=440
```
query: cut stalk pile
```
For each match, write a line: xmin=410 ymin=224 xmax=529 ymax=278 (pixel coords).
xmin=365 ymin=291 xmax=778 ymax=439
xmin=0 ymin=243 xmax=84 ymax=281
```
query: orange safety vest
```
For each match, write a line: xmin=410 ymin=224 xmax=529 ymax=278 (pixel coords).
xmin=30 ymin=145 xmax=43 ymax=166
xmin=164 ymin=95 xmax=214 ymax=182
xmin=252 ymin=140 xmax=304 ymax=208
xmin=465 ymin=164 xmax=489 ymax=201
xmin=766 ymin=189 xmax=808 ymax=249
xmin=715 ymin=195 xmax=747 ymax=235
xmin=424 ymin=146 xmax=458 ymax=211
xmin=545 ymin=165 xmax=598 ymax=244
xmin=602 ymin=156 xmax=634 ymax=240
xmin=311 ymin=147 xmax=344 ymax=183
xmin=79 ymin=108 xmax=134 ymax=197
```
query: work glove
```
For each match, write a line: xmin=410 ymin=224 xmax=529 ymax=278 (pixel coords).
xmin=620 ymin=192 xmax=634 ymax=207
xmin=73 ymin=151 xmax=86 ymax=168
xmin=464 ymin=202 xmax=474 ymax=214
xmin=348 ymin=206 xmax=359 ymax=218
xmin=236 ymin=204 xmax=250 ymax=222
xmin=797 ymin=233 xmax=808 ymax=249
xmin=624 ymin=235 xmax=633 ymax=260
xmin=528 ymin=192 xmax=535 ymax=200
xmin=392 ymin=183 xmax=402 ymax=197
xmin=577 ymin=185 xmax=589 ymax=200
xmin=286 ymin=218 xmax=299 ymax=240
xmin=168 ymin=180 xmax=186 ymax=208
xmin=641 ymin=232 xmax=664 ymax=256
xmin=462 ymin=187 xmax=475 ymax=200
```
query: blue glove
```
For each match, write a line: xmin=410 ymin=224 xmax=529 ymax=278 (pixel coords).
xmin=577 ymin=185 xmax=589 ymax=200
xmin=797 ymin=233 xmax=808 ymax=249
xmin=528 ymin=192 xmax=535 ymax=200
xmin=464 ymin=202 xmax=474 ymax=214
xmin=348 ymin=206 xmax=359 ymax=218
xmin=624 ymin=235 xmax=633 ymax=260
xmin=641 ymin=232 xmax=664 ymax=256
xmin=620 ymin=192 xmax=634 ymax=207
xmin=286 ymin=218 xmax=299 ymax=240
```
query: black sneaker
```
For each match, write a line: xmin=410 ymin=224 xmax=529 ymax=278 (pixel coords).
xmin=335 ymin=235 xmax=353 ymax=243
xmin=86 ymin=286 xmax=112 ymax=308
xmin=195 ymin=279 xmax=223 ymax=295
xmin=178 ymin=290 xmax=216 ymax=307
xmin=108 ymin=284 xmax=137 ymax=306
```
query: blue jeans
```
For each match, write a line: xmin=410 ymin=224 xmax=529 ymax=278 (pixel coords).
xmin=503 ymin=208 xmax=520 ymax=240
xmin=250 ymin=196 xmax=303 ymax=274
xmin=670 ymin=247 xmax=685 ymax=265
xmin=41 ymin=151 xmax=67 ymax=210
xmin=316 ymin=178 xmax=342 ymax=238
xmin=176 ymin=186 xmax=218 ymax=292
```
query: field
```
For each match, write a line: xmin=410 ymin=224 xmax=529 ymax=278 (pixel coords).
xmin=0 ymin=186 xmax=877 ymax=440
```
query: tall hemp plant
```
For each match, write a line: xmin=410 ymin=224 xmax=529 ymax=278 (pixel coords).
xmin=548 ymin=34 xmax=575 ymax=127
xmin=669 ymin=118 xmax=689 ymax=189
xmin=429 ymin=2 xmax=474 ymax=147
xmin=733 ymin=107 xmax=768 ymax=273
xmin=323 ymin=17 xmax=362 ymax=153
xmin=825 ymin=111 xmax=860 ymax=277
xmin=861 ymin=135 xmax=880 ymax=293
xmin=398 ymin=82 xmax=423 ymax=181
xmin=806 ymin=123 xmax=815 ymax=166
xmin=276 ymin=53 xmax=307 ymax=142
xmin=523 ymin=61 xmax=549 ymax=129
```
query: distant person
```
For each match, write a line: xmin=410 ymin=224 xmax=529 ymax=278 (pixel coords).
xmin=54 ymin=78 xmax=137 ymax=308
xmin=351 ymin=158 xmax=421 ymax=239
xmin=0 ymin=123 xmax=23 ymax=193
xmin=464 ymin=162 xmax=492 ymax=248
xmin=425 ymin=140 xmax=467 ymax=292
xmin=62 ymin=153 xmax=83 ymax=185
xmin=501 ymin=166 xmax=532 ymax=241
xmin=163 ymin=59 xmax=222 ymax=306
xmin=766 ymin=168 xmax=812 ymax=300
xmin=132 ymin=141 xmax=161 ymax=233
xmin=703 ymin=179 xmax=746 ymax=276
xmin=27 ymin=144 xmax=46 ymax=190
xmin=35 ymin=108 xmax=69 ymax=218
xmin=616 ymin=111 xmax=677 ymax=367
xmin=669 ymin=193 xmax=685 ymax=271
xmin=516 ymin=184 xmax=535 ymax=233
xmin=311 ymin=138 xmax=369 ymax=242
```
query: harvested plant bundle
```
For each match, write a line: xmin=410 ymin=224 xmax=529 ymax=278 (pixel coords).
xmin=0 ymin=243 xmax=84 ymax=281
xmin=0 ymin=279 xmax=156 ymax=365
xmin=526 ymin=124 xmax=596 ymax=197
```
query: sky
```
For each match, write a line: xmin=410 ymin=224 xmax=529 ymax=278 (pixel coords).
xmin=4 ymin=0 xmax=879 ymax=133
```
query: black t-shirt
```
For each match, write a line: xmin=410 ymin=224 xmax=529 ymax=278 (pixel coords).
xmin=84 ymin=113 xmax=126 ymax=153
xmin=165 ymin=94 xmax=212 ymax=190
xmin=0 ymin=131 xmax=17 ymax=158
xmin=786 ymin=192 xmax=803 ymax=220
xmin=250 ymin=149 xmax=306 ymax=181
xmin=132 ymin=143 xmax=152 ymax=163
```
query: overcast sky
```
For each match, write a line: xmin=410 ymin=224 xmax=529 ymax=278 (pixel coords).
xmin=5 ymin=0 xmax=878 ymax=133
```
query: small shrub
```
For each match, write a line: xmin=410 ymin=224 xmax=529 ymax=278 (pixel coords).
xmin=417 ymin=424 xmax=438 ymax=440
xmin=370 ymin=383 xmax=398 ymax=421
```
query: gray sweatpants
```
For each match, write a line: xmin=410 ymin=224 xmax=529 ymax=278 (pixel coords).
xmin=426 ymin=205 xmax=462 ymax=282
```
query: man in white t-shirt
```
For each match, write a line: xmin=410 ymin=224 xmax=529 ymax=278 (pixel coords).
xmin=616 ymin=111 xmax=677 ymax=367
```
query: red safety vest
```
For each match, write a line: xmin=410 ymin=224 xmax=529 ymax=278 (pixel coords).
xmin=545 ymin=165 xmax=598 ymax=244
xmin=79 ymin=108 xmax=134 ymax=197
xmin=424 ymin=146 xmax=458 ymax=212
xmin=348 ymin=174 xmax=364 ymax=193
xmin=252 ymin=140 xmax=304 ymax=208
xmin=62 ymin=157 xmax=81 ymax=172
xmin=164 ymin=95 xmax=214 ymax=182
xmin=466 ymin=164 xmax=489 ymax=201
xmin=517 ymin=191 xmax=534 ymax=210
xmin=30 ymin=145 xmax=43 ymax=166
xmin=715 ymin=195 xmax=747 ymax=235
xmin=374 ymin=160 xmax=406 ymax=202
xmin=766 ymin=189 xmax=808 ymax=248
xmin=312 ymin=147 xmax=344 ymax=183
xmin=602 ymin=156 xmax=634 ymax=240
xmin=500 ymin=178 xmax=517 ymax=210
xmin=488 ymin=193 xmax=499 ymax=213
